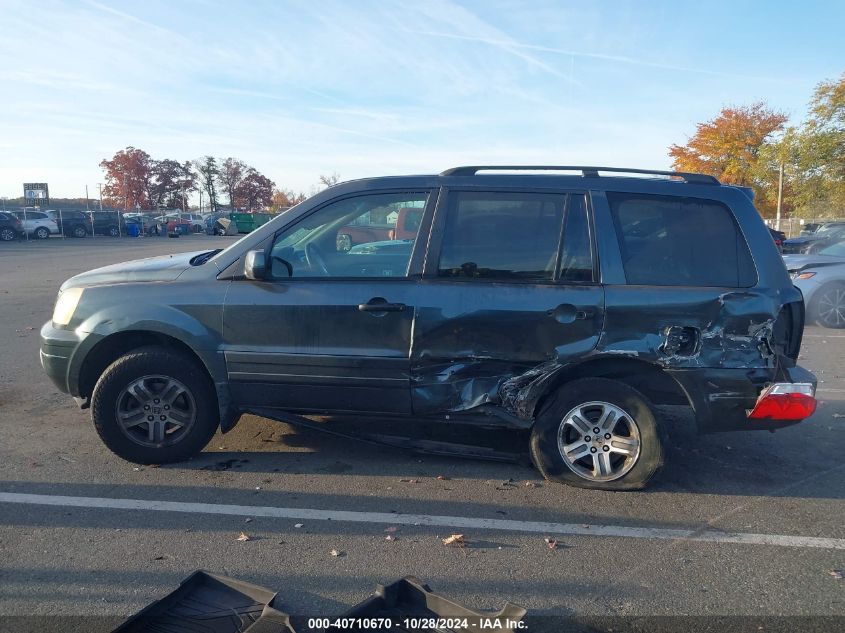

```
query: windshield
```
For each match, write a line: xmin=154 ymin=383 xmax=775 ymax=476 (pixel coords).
xmin=818 ymin=241 xmax=845 ymax=257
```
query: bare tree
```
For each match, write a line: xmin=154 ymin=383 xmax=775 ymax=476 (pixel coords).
xmin=193 ymin=156 xmax=219 ymax=212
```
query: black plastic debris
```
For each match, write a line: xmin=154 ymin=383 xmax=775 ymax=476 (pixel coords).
xmin=326 ymin=576 xmax=526 ymax=632
xmin=112 ymin=570 xmax=294 ymax=633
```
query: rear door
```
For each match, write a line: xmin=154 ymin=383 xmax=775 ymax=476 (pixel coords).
xmin=410 ymin=189 xmax=604 ymax=417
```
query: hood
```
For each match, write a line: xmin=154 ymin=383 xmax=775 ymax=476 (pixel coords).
xmin=782 ymin=253 xmax=845 ymax=273
xmin=60 ymin=250 xmax=209 ymax=290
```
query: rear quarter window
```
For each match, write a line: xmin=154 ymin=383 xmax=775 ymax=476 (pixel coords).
xmin=608 ymin=192 xmax=756 ymax=287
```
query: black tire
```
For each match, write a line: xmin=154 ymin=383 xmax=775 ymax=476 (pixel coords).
xmin=35 ymin=226 xmax=51 ymax=239
xmin=108 ymin=225 xmax=120 ymax=237
xmin=91 ymin=346 xmax=219 ymax=463
xmin=530 ymin=377 xmax=664 ymax=491
xmin=72 ymin=224 xmax=88 ymax=238
xmin=0 ymin=227 xmax=16 ymax=241
xmin=810 ymin=282 xmax=845 ymax=329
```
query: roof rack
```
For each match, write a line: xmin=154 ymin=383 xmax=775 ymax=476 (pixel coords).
xmin=440 ymin=165 xmax=720 ymax=185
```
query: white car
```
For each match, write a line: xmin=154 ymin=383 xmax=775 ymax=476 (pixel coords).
xmin=12 ymin=210 xmax=59 ymax=239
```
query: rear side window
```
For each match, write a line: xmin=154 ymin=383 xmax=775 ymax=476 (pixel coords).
xmin=608 ymin=193 xmax=756 ymax=287
xmin=437 ymin=192 xmax=565 ymax=280
xmin=559 ymin=195 xmax=593 ymax=282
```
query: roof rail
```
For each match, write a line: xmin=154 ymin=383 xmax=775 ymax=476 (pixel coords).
xmin=439 ymin=165 xmax=720 ymax=185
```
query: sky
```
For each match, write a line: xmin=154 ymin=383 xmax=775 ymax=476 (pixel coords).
xmin=0 ymin=0 xmax=843 ymax=202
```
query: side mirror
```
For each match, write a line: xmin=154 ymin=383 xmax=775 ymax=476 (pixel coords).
xmin=244 ymin=250 xmax=266 ymax=280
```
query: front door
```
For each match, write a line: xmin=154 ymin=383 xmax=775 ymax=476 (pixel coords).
xmin=411 ymin=190 xmax=604 ymax=418
xmin=223 ymin=190 xmax=434 ymax=415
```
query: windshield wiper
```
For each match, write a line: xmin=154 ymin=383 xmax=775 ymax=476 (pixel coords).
xmin=190 ymin=249 xmax=222 ymax=266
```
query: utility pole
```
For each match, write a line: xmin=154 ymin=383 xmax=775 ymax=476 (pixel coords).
xmin=776 ymin=161 xmax=784 ymax=232
xmin=97 ymin=183 xmax=103 ymax=211
xmin=181 ymin=181 xmax=186 ymax=213
xmin=85 ymin=185 xmax=90 ymax=212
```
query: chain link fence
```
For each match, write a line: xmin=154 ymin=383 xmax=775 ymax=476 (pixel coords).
xmin=763 ymin=217 xmax=845 ymax=238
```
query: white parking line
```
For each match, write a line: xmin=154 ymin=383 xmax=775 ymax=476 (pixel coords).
xmin=2 ymin=491 xmax=844 ymax=550
xmin=803 ymin=334 xmax=845 ymax=338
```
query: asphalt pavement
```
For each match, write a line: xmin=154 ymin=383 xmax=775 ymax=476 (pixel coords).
xmin=1 ymin=236 xmax=844 ymax=631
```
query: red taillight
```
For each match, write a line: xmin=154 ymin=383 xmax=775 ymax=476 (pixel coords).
xmin=748 ymin=383 xmax=816 ymax=420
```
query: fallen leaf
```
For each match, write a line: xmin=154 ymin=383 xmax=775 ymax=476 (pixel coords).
xmin=330 ymin=549 xmax=344 ymax=557
xmin=830 ymin=570 xmax=844 ymax=580
xmin=236 ymin=532 xmax=251 ymax=542
xmin=525 ymin=481 xmax=540 ymax=488
xmin=442 ymin=534 xmax=465 ymax=547
xmin=436 ymin=475 xmax=449 ymax=481
xmin=244 ymin=518 xmax=252 ymax=523
xmin=544 ymin=537 xmax=558 ymax=550
xmin=384 ymin=526 xmax=398 ymax=533
xmin=385 ymin=535 xmax=397 ymax=542
xmin=294 ymin=523 xmax=304 ymax=529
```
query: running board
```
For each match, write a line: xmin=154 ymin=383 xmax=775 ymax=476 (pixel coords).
xmin=247 ymin=408 xmax=522 ymax=463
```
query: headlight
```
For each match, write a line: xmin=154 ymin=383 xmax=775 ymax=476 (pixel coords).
xmin=793 ymin=271 xmax=816 ymax=280
xmin=52 ymin=287 xmax=84 ymax=326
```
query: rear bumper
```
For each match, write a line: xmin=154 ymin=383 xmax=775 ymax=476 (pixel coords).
xmin=668 ymin=365 xmax=817 ymax=433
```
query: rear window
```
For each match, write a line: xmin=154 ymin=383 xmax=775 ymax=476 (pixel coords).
xmin=608 ymin=193 xmax=756 ymax=287
xmin=437 ymin=192 xmax=565 ymax=281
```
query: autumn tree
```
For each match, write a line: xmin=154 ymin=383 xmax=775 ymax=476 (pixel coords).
xmin=271 ymin=189 xmax=307 ymax=212
xmin=669 ymin=103 xmax=787 ymax=215
xmin=217 ymin=157 xmax=247 ymax=209
xmin=99 ymin=147 xmax=155 ymax=210
xmin=194 ymin=156 xmax=220 ymax=212
xmin=237 ymin=169 xmax=276 ymax=210
xmin=783 ymin=72 xmax=845 ymax=217
xmin=149 ymin=159 xmax=194 ymax=210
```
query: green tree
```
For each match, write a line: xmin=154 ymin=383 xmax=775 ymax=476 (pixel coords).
xmin=784 ymin=72 xmax=845 ymax=217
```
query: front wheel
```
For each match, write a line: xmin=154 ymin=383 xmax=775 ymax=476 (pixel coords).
xmin=91 ymin=347 xmax=219 ymax=463
xmin=0 ymin=227 xmax=17 ymax=241
xmin=108 ymin=225 xmax=120 ymax=237
xmin=530 ymin=378 xmax=664 ymax=490
xmin=72 ymin=224 xmax=88 ymax=238
xmin=35 ymin=226 xmax=51 ymax=239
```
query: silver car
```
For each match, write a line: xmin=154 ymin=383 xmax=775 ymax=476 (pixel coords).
xmin=784 ymin=241 xmax=845 ymax=328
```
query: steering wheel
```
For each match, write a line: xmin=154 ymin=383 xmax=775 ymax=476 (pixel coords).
xmin=305 ymin=242 xmax=330 ymax=276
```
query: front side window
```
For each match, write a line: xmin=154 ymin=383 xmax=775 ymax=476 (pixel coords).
xmin=437 ymin=192 xmax=566 ymax=281
xmin=608 ymin=193 xmax=755 ymax=287
xmin=269 ymin=192 xmax=428 ymax=279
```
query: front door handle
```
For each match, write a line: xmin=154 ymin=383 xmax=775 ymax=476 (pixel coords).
xmin=358 ymin=298 xmax=406 ymax=312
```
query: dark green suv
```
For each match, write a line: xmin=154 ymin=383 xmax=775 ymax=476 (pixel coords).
xmin=40 ymin=166 xmax=816 ymax=490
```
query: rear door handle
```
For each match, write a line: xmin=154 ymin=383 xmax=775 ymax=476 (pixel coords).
xmin=358 ymin=301 xmax=406 ymax=312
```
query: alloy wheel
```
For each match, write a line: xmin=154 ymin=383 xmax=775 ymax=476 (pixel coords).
xmin=114 ymin=375 xmax=197 ymax=447
xmin=818 ymin=287 xmax=845 ymax=328
xmin=557 ymin=401 xmax=641 ymax=482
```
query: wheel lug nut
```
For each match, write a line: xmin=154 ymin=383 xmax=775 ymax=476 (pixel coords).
xmin=584 ymin=435 xmax=591 ymax=442
xmin=605 ymin=433 xmax=611 ymax=440
xmin=147 ymin=415 xmax=154 ymax=421
xmin=602 ymin=445 xmax=610 ymax=452
xmin=164 ymin=405 xmax=170 ymax=410
xmin=153 ymin=399 xmax=160 ymax=404
xmin=593 ymin=427 xmax=600 ymax=434
xmin=590 ymin=447 xmax=597 ymax=453
xmin=160 ymin=415 xmax=166 ymax=421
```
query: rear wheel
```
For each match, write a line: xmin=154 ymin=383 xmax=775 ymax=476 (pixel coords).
xmin=91 ymin=347 xmax=219 ymax=463
xmin=812 ymin=283 xmax=845 ymax=329
xmin=530 ymin=378 xmax=664 ymax=490
xmin=72 ymin=224 xmax=88 ymax=238
xmin=0 ymin=227 xmax=17 ymax=241
xmin=107 ymin=225 xmax=120 ymax=237
xmin=35 ymin=226 xmax=51 ymax=239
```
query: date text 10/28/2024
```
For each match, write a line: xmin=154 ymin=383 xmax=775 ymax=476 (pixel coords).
xmin=307 ymin=617 xmax=527 ymax=630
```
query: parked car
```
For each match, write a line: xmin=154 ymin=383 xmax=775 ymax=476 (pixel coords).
xmin=41 ymin=165 xmax=816 ymax=491
xmin=768 ymin=227 xmax=786 ymax=252
xmin=783 ymin=222 xmax=845 ymax=254
xmin=785 ymin=240 xmax=845 ymax=328
xmin=88 ymin=211 xmax=128 ymax=237
xmin=0 ymin=211 xmax=23 ymax=241
xmin=163 ymin=213 xmax=204 ymax=233
xmin=12 ymin=210 xmax=59 ymax=239
xmin=47 ymin=209 xmax=91 ymax=238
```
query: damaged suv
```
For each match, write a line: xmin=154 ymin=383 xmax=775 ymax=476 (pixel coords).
xmin=40 ymin=166 xmax=816 ymax=490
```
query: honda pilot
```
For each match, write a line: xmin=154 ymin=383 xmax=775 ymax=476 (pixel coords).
xmin=40 ymin=166 xmax=816 ymax=490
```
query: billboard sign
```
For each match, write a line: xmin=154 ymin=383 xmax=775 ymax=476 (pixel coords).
xmin=24 ymin=183 xmax=49 ymax=204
